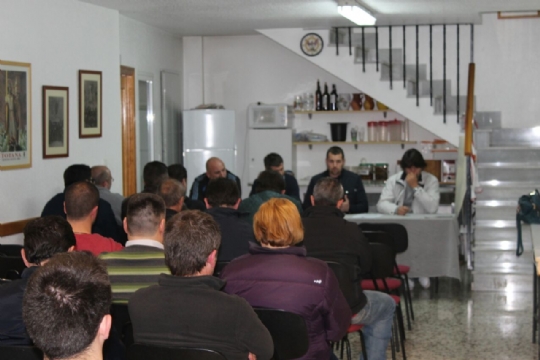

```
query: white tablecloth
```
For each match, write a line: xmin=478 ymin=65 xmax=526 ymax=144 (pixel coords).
xmin=345 ymin=213 xmax=460 ymax=279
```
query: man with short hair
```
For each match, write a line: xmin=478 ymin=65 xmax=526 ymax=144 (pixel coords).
xmin=302 ymin=177 xmax=395 ymax=360
xmin=0 ymin=216 xmax=76 ymax=345
xmin=142 ymin=161 xmax=168 ymax=193
xmin=239 ymin=170 xmax=302 ymax=224
xmin=41 ymin=164 xmax=120 ymax=242
xmin=205 ymin=178 xmax=255 ymax=262
xmin=65 ymin=181 xmax=123 ymax=256
xmin=92 ymin=165 xmax=124 ymax=226
xmin=157 ymin=178 xmax=186 ymax=221
xmin=303 ymin=146 xmax=369 ymax=214
xmin=129 ymin=211 xmax=273 ymax=360
xmin=249 ymin=152 xmax=300 ymax=200
xmin=189 ymin=157 xmax=241 ymax=202
xmin=100 ymin=193 xmax=169 ymax=304
xmin=22 ymin=252 xmax=112 ymax=360
xmin=168 ymin=163 xmax=205 ymax=211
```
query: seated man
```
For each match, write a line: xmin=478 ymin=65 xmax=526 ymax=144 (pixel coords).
xmin=92 ymin=165 xmax=124 ymax=226
xmin=168 ymin=163 xmax=205 ymax=211
xmin=303 ymin=146 xmax=368 ymax=214
xmin=249 ymin=153 xmax=300 ymax=200
xmin=22 ymin=252 xmax=112 ymax=360
xmin=142 ymin=161 xmax=168 ymax=193
xmin=65 ymin=181 xmax=124 ymax=256
xmin=222 ymin=198 xmax=351 ymax=360
xmin=100 ymin=193 xmax=169 ymax=304
xmin=238 ymin=170 xmax=303 ymax=224
xmin=189 ymin=157 xmax=241 ymax=202
xmin=41 ymin=164 xmax=120 ymax=242
xmin=0 ymin=216 xmax=75 ymax=345
xmin=302 ymin=177 xmax=396 ymax=360
xmin=129 ymin=210 xmax=273 ymax=360
xmin=377 ymin=148 xmax=440 ymax=289
xmin=157 ymin=178 xmax=186 ymax=221
xmin=204 ymin=178 xmax=255 ymax=262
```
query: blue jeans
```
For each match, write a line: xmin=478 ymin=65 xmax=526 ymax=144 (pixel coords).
xmin=351 ymin=290 xmax=395 ymax=360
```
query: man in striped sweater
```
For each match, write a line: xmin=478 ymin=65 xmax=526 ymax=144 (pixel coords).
xmin=100 ymin=193 xmax=168 ymax=304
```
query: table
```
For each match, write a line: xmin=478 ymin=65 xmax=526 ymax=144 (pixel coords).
xmin=345 ymin=213 xmax=460 ymax=279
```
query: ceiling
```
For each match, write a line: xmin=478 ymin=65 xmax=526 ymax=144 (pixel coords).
xmin=79 ymin=0 xmax=540 ymax=36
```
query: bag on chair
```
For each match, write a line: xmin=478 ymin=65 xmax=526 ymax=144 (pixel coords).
xmin=516 ymin=189 xmax=540 ymax=256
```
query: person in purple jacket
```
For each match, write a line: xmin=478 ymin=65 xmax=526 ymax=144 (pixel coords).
xmin=221 ymin=198 xmax=351 ymax=360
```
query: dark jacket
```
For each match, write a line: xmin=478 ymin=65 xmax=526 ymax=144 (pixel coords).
xmin=302 ymin=206 xmax=372 ymax=312
xmin=302 ymin=169 xmax=369 ymax=214
xmin=0 ymin=267 xmax=38 ymax=345
xmin=238 ymin=190 xmax=303 ymax=224
xmin=184 ymin=197 xmax=206 ymax=211
xmin=249 ymin=172 xmax=300 ymax=200
xmin=165 ymin=208 xmax=178 ymax=222
xmin=189 ymin=171 xmax=242 ymax=202
xmin=41 ymin=192 xmax=122 ymax=243
xmin=221 ymin=243 xmax=351 ymax=360
xmin=128 ymin=274 xmax=273 ymax=360
xmin=206 ymin=207 xmax=255 ymax=262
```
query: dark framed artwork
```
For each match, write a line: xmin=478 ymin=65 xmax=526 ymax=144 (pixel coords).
xmin=79 ymin=70 xmax=102 ymax=138
xmin=0 ymin=60 xmax=32 ymax=170
xmin=42 ymin=86 xmax=69 ymax=158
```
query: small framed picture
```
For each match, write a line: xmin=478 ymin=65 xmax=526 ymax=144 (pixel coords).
xmin=79 ymin=70 xmax=102 ymax=138
xmin=42 ymin=86 xmax=69 ymax=158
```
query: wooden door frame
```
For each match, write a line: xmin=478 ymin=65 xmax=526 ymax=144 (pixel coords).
xmin=121 ymin=66 xmax=137 ymax=196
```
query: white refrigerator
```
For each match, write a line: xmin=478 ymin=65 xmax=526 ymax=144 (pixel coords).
xmin=182 ymin=110 xmax=236 ymax=188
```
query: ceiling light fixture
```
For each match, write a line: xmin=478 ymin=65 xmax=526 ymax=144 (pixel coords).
xmin=337 ymin=0 xmax=376 ymax=26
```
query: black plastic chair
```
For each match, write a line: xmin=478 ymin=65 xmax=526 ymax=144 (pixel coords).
xmin=0 ymin=244 xmax=23 ymax=257
xmin=0 ymin=255 xmax=26 ymax=280
xmin=0 ymin=345 xmax=42 ymax=360
xmin=213 ymin=261 xmax=230 ymax=277
xmin=110 ymin=303 xmax=134 ymax=348
xmin=254 ymin=308 xmax=309 ymax=360
xmin=127 ymin=343 xmax=226 ymax=360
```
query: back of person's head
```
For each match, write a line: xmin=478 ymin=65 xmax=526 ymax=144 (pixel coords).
xmin=400 ymin=148 xmax=427 ymax=170
xmin=168 ymin=164 xmax=187 ymax=182
xmin=64 ymin=181 xmax=99 ymax=220
xmin=126 ymin=193 xmax=166 ymax=236
xmin=264 ymin=153 xmax=284 ymax=170
xmin=205 ymin=178 xmax=240 ymax=208
xmin=255 ymin=170 xmax=285 ymax=194
xmin=22 ymin=252 xmax=111 ymax=360
xmin=313 ymin=177 xmax=344 ymax=207
xmin=143 ymin=161 xmax=168 ymax=192
xmin=253 ymin=198 xmax=303 ymax=248
xmin=164 ymin=210 xmax=221 ymax=276
xmin=23 ymin=216 xmax=76 ymax=265
xmin=63 ymin=164 xmax=91 ymax=188
xmin=157 ymin=178 xmax=186 ymax=208
xmin=91 ymin=166 xmax=111 ymax=187
xmin=326 ymin=146 xmax=345 ymax=159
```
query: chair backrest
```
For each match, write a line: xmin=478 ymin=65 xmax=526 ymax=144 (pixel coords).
xmin=326 ymin=261 xmax=365 ymax=314
xmin=368 ymin=243 xmax=396 ymax=282
xmin=254 ymin=307 xmax=309 ymax=360
xmin=0 ymin=244 xmax=23 ymax=257
xmin=358 ymin=223 xmax=408 ymax=253
xmin=111 ymin=303 xmax=134 ymax=347
xmin=0 ymin=345 xmax=42 ymax=360
xmin=213 ymin=261 xmax=230 ymax=277
xmin=0 ymin=256 xmax=26 ymax=280
xmin=361 ymin=230 xmax=394 ymax=249
xmin=127 ymin=343 xmax=226 ymax=360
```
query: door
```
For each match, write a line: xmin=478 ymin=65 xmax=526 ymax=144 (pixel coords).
xmin=248 ymin=129 xmax=294 ymax=184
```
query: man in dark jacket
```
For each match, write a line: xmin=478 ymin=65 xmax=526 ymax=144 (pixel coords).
xmin=303 ymin=146 xmax=368 ymax=214
xmin=204 ymin=177 xmax=255 ymax=262
xmin=303 ymin=177 xmax=395 ymax=360
xmin=189 ymin=157 xmax=241 ymax=202
xmin=128 ymin=210 xmax=273 ymax=360
xmin=168 ymin=163 xmax=206 ymax=211
xmin=0 ymin=216 xmax=75 ymax=345
xmin=157 ymin=178 xmax=185 ymax=221
xmin=249 ymin=152 xmax=300 ymax=200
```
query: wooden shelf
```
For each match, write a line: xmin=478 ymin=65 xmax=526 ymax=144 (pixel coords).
xmin=294 ymin=141 xmax=417 ymax=149
xmin=431 ymin=149 xmax=458 ymax=153
xmin=294 ymin=109 xmax=393 ymax=119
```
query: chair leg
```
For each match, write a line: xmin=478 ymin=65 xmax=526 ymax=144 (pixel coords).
xmin=393 ymin=313 xmax=401 ymax=353
xmin=340 ymin=336 xmax=346 ymax=359
xmin=358 ymin=330 xmax=368 ymax=360
xmin=395 ymin=306 xmax=407 ymax=360
xmin=533 ymin=265 xmax=537 ymax=344
xmin=402 ymin=273 xmax=415 ymax=321
xmin=400 ymin=280 xmax=412 ymax=331
xmin=389 ymin=321 xmax=397 ymax=360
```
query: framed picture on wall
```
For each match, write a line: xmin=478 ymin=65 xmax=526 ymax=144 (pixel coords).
xmin=79 ymin=70 xmax=102 ymax=138
xmin=0 ymin=60 xmax=32 ymax=170
xmin=43 ymin=86 xmax=69 ymax=158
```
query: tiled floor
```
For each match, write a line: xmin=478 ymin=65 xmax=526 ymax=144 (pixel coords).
xmin=336 ymin=276 xmax=538 ymax=360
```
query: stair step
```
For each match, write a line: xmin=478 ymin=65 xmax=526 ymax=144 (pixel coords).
xmin=475 ymin=112 xmax=502 ymax=130
xmin=475 ymin=227 xmax=517 ymax=241
xmin=476 ymin=206 xmax=516 ymax=221
xmin=406 ymin=79 xmax=451 ymax=99
xmin=491 ymin=128 xmax=540 ymax=147
xmin=474 ymin=262 xmax=532 ymax=275
xmin=474 ymin=249 xmax=532 ymax=266
xmin=358 ymin=48 xmax=403 ymax=66
xmin=477 ymin=147 xmax=540 ymax=163
xmin=478 ymin=166 xmax=540 ymax=182
xmin=471 ymin=273 xmax=532 ymax=292
xmin=477 ymin=185 xmax=535 ymax=201
xmin=433 ymin=95 xmax=473 ymax=115
xmin=476 ymin=220 xmax=515 ymax=228
xmin=379 ymin=63 xmax=427 ymax=81
xmin=474 ymin=240 xmax=529 ymax=251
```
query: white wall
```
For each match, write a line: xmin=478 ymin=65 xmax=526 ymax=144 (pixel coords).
xmin=476 ymin=14 xmax=540 ymax=128
xmin=119 ymin=15 xmax=183 ymax=188
xmin=0 ymin=0 xmax=121 ymax=244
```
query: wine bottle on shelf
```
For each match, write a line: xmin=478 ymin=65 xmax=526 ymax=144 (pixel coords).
xmin=322 ymin=82 xmax=329 ymax=111
xmin=315 ymin=80 xmax=322 ymax=111
xmin=330 ymin=84 xmax=338 ymax=111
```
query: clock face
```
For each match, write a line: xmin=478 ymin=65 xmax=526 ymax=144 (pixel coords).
xmin=300 ymin=33 xmax=324 ymax=57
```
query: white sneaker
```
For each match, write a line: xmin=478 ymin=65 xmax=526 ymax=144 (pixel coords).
xmin=419 ymin=277 xmax=430 ymax=289
xmin=408 ymin=278 xmax=415 ymax=290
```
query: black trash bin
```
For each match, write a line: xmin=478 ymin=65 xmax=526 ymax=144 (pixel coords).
xmin=329 ymin=123 xmax=349 ymax=142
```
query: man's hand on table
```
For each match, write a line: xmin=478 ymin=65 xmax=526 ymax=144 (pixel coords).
xmin=396 ymin=206 xmax=410 ymax=216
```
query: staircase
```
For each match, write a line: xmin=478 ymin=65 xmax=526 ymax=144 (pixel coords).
xmin=472 ymin=127 xmax=539 ymax=291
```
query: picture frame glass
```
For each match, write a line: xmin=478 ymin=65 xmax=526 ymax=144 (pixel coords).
xmin=79 ymin=71 xmax=101 ymax=137
xmin=43 ymin=86 xmax=68 ymax=158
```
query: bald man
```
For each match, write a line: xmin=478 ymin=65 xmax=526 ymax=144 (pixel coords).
xmin=92 ymin=166 xmax=124 ymax=226
xmin=189 ymin=157 xmax=242 ymax=202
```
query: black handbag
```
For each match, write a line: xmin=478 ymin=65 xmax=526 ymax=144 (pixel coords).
xmin=516 ymin=189 xmax=540 ymax=256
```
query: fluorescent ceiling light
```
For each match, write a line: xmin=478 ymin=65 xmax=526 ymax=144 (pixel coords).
xmin=337 ymin=1 xmax=376 ymax=26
